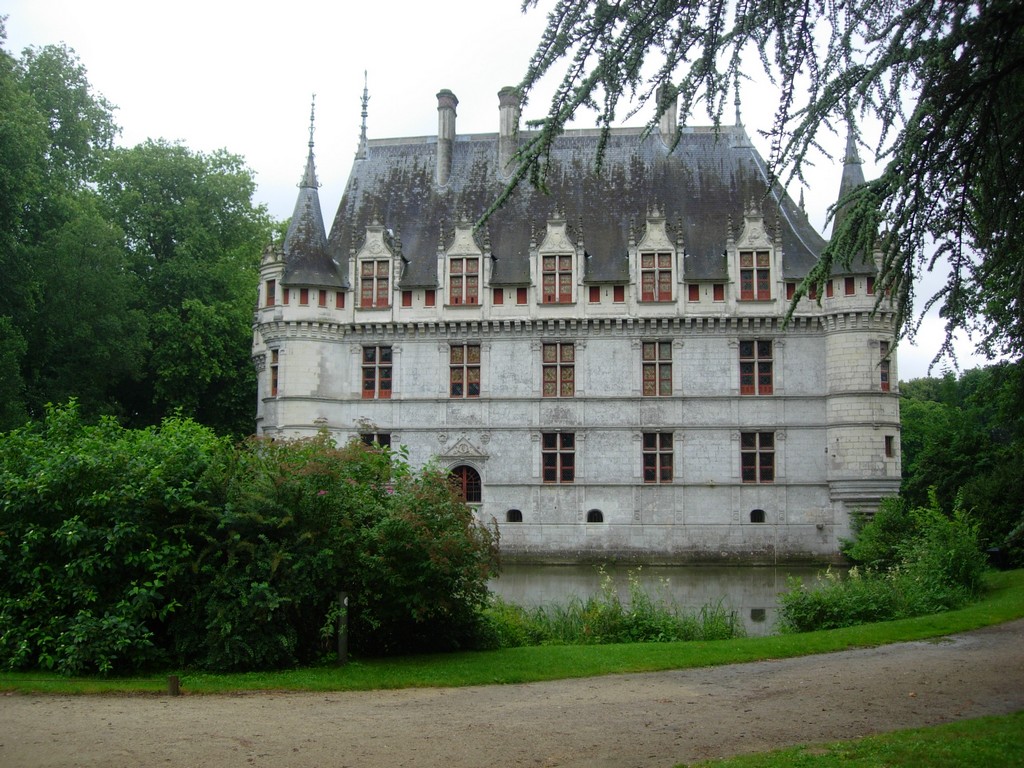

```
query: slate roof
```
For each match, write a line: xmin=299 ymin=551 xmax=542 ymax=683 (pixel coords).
xmin=281 ymin=145 xmax=344 ymax=287
xmin=308 ymin=123 xmax=870 ymax=289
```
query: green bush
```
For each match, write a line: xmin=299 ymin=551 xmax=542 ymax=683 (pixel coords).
xmin=779 ymin=492 xmax=988 ymax=633
xmin=0 ymin=404 xmax=498 ymax=674
xmin=481 ymin=568 xmax=743 ymax=647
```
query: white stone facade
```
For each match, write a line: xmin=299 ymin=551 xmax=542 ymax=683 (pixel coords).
xmin=253 ymin=91 xmax=901 ymax=563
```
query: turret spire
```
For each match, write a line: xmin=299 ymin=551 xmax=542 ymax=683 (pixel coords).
xmin=300 ymin=94 xmax=319 ymax=190
xmin=357 ymin=71 xmax=370 ymax=159
xmin=832 ymin=122 xmax=865 ymax=237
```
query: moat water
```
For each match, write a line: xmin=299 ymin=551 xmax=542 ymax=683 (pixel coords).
xmin=489 ymin=563 xmax=835 ymax=636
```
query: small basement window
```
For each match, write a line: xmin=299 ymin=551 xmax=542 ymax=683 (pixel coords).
xmin=586 ymin=509 xmax=604 ymax=523
xmin=506 ymin=509 xmax=523 ymax=523
xmin=750 ymin=509 xmax=767 ymax=523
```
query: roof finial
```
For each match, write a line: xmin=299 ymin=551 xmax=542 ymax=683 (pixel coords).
xmin=357 ymin=71 xmax=370 ymax=158
xmin=309 ymin=94 xmax=316 ymax=149
xmin=734 ymin=71 xmax=742 ymax=127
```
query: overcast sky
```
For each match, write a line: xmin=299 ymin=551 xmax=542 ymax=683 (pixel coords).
xmin=2 ymin=0 xmax=989 ymax=378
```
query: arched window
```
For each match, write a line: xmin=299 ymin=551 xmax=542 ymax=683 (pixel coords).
xmin=750 ymin=508 xmax=766 ymax=523
xmin=506 ymin=509 xmax=523 ymax=523
xmin=586 ymin=509 xmax=604 ymax=523
xmin=450 ymin=465 xmax=482 ymax=503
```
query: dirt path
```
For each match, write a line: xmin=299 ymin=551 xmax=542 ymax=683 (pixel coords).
xmin=2 ymin=619 xmax=1022 ymax=768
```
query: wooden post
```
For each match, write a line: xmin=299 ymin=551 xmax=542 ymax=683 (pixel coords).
xmin=167 ymin=675 xmax=181 ymax=696
xmin=337 ymin=592 xmax=349 ymax=666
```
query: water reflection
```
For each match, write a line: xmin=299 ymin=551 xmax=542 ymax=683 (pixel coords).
xmin=489 ymin=563 xmax=832 ymax=636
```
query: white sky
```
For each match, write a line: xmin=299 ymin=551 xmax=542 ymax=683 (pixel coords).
xmin=2 ymin=0 xmax=991 ymax=379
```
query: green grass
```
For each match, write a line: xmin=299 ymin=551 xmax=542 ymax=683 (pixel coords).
xmin=1 ymin=569 xmax=1022 ymax=696
xmin=677 ymin=711 xmax=1024 ymax=767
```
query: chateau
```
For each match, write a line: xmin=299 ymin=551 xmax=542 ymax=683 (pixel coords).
xmin=252 ymin=86 xmax=901 ymax=563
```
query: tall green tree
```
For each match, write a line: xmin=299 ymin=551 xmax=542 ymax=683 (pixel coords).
xmin=96 ymin=140 xmax=270 ymax=435
xmin=512 ymin=0 xmax=1024 ymax=364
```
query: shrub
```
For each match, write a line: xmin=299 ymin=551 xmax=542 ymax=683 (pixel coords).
xmin=779 ymin=492 xmax=988 ymax=633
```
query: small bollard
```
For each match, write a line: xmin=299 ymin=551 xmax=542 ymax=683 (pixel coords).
xmin=167 ymin=675 xmax=181 ymax=696
xmin=337 ymin=591 xmax=349 ymax=666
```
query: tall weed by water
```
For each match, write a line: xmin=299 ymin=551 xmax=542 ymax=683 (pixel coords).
xmin=481 ymin=568 xmax=743 ymax=648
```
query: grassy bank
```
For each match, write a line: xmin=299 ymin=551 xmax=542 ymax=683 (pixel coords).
xmin=679 ymin=711 xmax=1024 ymax=767
xmin=1 ymin=569 xmax=1021 ymax=696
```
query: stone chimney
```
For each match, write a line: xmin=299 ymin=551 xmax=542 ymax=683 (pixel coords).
xmin=657 ymin=84 xmax=678 ymax=145
xmin=436 ymin=89 xmax=458 ymax=186
xmin=497 ymin=86 xmax=520 ymax=177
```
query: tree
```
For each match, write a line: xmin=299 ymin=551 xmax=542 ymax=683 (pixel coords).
xmin=95 ymin=140 xmax=271 ymax=435
xmin=513 ymin=0 xmax=1024 ymax=364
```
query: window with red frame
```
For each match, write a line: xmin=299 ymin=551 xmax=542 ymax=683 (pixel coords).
xmin=517 ymin=287 xmax=528 ymax=304
xmin=401 ymin=290 xmax=412 ymax=307
xmin=641 ymin=341 xmax=672 ymax=396
xmin=713 ymin=283 xmax=725 ymax=301
xmin=359 ymin=260 xmax=390 ymax=308
xmin=269 ymin=349 xmax=279 ymax=396
xmin=688 ymin=283 xmax=700 ymax=302
xmin=867 ymin=276 xmax=876 ymax=295
xmin=642 ymin=432 xmax=673 ymax=483
xmin=542 ymin=342 xmax=575 ymax=397
xmin=425 ymin=289 xmax=436 ymax=307
xmin=845 ymin=277 xmax=856 ymax=296
xmin=613 ymin=285 xmax=625 ymax=302
xmin=492 ymin=288 xmax=503 ymax=305
xmin=739 ymin=250 xmax=771 ymax=300
xmin=741 ymin=432 xmax=775 ymax=483
xmin=449 ymin=465 xmax=481 ymax=503
xmin=361 ymin=346 xmax=392 ymax=399
xmin=335 ymin=291 xmax=345 ymax=309
xmin=542 ymin=432 xmax=575 ymax=483
xmin=641 ymin=252 xmax=673 ymax=301
xmin=449 ymin=257 xmax=479 ymax=305
xmin=450 ymin=343 xmax=481 ymax=398
xmin=542 ymin=254 xmax=573 ymax=303
xmin=589 ymin=285 xmax=601 ymax=303
xmin=739 ymin=339 xmax=773 ymax=395
xmin=265 ymin=279 xmax=276 ymax=307
xmin=318 ymin=289 xmax=327 ymax=307
xmin=299 ymin=288 xmax=309 ymax=305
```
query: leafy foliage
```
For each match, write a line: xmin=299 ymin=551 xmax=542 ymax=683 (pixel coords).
xmin=899 ymin=362 xmax=1024 ymax=565
xmin=0 ymin=404 xmax=498 ymax=674
xmin=780 ymin=492 xmax=988 ymax=632
xmin=513 ymin=0 xmax=1024 ymax=363
xmin=481 ymin=568 xmax=742 ymax=647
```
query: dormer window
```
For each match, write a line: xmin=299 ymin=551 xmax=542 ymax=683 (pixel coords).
xmin=542 ymin=255 xmax=573 ymax=303
xmin=739 ymin=251 xmax=771 ymax=301
xmin=640 ymin=252 xmax=673 ymax=302
xmin=359 ymin=259 xmax=390 ymax=308
xmin=449 ymin=257 xmax=479 ymax=305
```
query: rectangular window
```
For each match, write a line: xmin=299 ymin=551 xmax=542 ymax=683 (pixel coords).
xmin=336 ymin=291 xmax=345 ymax=309
xmin=867 ymin=276 xmax=875 ymax=295
xmin=269 ymin=349 xmax=279 ymax=396
xmin=542 ymin=342 xmax=575 ymax=397
xmin=492 ymin=288 xmax=503 ymax=306
xmin=642 ymin=432 xmax=673 ymax=483
xmin=640 ymin=252 xmax=673 ymax=302
xmin=361 ymin=346 xmax=392 ymax=399
xmin=360 ymin=432 xmax=391 ymax=449
xmin=741 ymin=432 xmax=775 ymax=483
xmin=885 ymin=435 xmax=895 ymax=458
xmin=826 ymin=280 xmax=834 ymax=298
xmin=360 ymin=260 xmax=390 ymax=308
xmin=808 ymin=283 xmax=817 ymax=300
xmin=739 ymin=251 xmax=771 ymax=300
xmin=299 ymin=288 xmax=310 ymax=306
xmin=318 ymin=289 xmax=328 ymax=308
xmin=845 ymin=277 xmax=856 ymax=296
xmin=542 ymin=432 xmax=575 ymax=483
xmin=589 ymin=285 xmax=601 ymax=303
xmin=401 ymin=290 xmax=412 ymax=308
xmin=282 ymin=287 xmax=289 ymax=305
xmin=516 ymin=287 xmax=528 ymax=305
xmin=542 ymin=255 xmax=573 ymax=303
xmin=880 ymin=341 xmax=891 ymax=392
xmin=425 ymin=289 xmax=436 ymax=307
xmin=713 ymin=283 xmax=725 ymax=302
xmin=449 ymin=257 xmax=479 ymax=305
xmin=265 ymin=279 xmax=276 ymax=307
xmin=613 ymin=285 xmax=625 ymax=303
xmin=739 ymin=340 xmax=773 ymax=396
xmin=641 ymin=341 xmax=672 ymax=397
xmin=450 ymin=344 xmax=481 ymax=398
xmin=688 ymin=283 xmax=700 ymax=302
xmin=786 ymin=282 xmax=796 ymax=301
